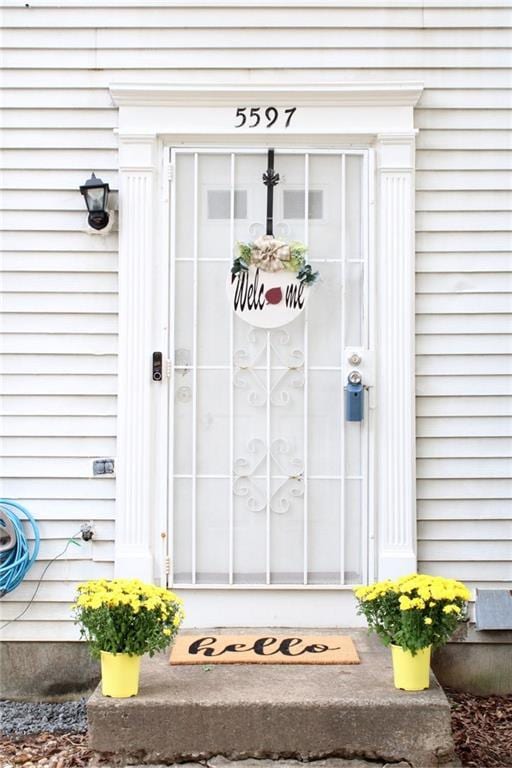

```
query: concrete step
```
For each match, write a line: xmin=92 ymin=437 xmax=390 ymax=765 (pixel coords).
xmin=87 ymin=629 xmax=456 ymax=768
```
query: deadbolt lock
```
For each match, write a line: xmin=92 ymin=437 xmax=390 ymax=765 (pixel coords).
xmin=349 ymin=353 xmax=362 ymax=366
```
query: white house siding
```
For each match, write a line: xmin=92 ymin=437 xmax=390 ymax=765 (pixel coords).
xmin=0 ymin=0 xmax=511 ymax=640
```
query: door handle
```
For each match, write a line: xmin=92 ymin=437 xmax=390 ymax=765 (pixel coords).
xmin=348 ymin=370 xmax=362 ymax=385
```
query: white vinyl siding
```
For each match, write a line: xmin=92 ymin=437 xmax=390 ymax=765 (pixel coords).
xmin=1 ymin=0 xmax=511 ymax=638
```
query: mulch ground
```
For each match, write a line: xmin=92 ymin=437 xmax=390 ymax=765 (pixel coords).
xmin=0 ymin=733 xmax=90 ymax=767
xmin=1 ymin=692 xmax=511 ymax=768
xmin=446 ymin=690 xmax=512 ymax=767
xmin=0 ymin=734 xmax=110 ymax=768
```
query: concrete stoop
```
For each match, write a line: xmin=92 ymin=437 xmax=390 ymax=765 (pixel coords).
xmin=87 ymin=629 xmax=456 ymax=768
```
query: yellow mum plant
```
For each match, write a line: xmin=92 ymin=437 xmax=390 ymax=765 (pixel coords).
xmin=354 ymin=573 xmax=470 ymax=654
xmin=73 ymin=579 xmax=184 ymax=658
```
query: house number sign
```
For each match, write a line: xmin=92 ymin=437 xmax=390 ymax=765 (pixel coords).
xmin=235 ymin=107 xmax=297 ymax=128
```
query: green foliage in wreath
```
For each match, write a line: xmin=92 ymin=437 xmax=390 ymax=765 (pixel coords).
xmin=281 ymin=242 xmax=308 ymax=273
xmin=231 ymin=237 xmax=319 ymax=284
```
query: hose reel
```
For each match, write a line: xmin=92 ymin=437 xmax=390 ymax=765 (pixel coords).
xmin=0 ymin=500 xmax=40 ymax=597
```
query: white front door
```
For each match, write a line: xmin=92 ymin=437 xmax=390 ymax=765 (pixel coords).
xmin=167 ymin=148 xmax=373 ymax=625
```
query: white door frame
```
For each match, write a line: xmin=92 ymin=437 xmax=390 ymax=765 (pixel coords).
xmin=110 ymin=82 xmax=423 ymax=591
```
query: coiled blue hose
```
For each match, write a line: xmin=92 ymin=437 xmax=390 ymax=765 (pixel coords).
xmin=0 ymin=500 xmax=40 ymax=597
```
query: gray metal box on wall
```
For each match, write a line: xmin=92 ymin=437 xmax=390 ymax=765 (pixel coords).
xmin=475 ymin=589 xmax=512 ymax=630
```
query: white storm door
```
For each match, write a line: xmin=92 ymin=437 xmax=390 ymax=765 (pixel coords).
xmin=168 ymin=148 xmax=371 ymax=592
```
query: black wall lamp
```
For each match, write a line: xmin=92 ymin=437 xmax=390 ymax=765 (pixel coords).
xmin=80 ymin=172 xmax=110 ymax=230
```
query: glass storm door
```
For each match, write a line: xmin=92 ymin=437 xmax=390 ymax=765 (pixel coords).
xmin=168 ymin=148 xmax=370 ymax=591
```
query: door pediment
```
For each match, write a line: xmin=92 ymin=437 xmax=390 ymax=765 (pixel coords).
xmin=110 ymin=82 xmax=423 ymax=138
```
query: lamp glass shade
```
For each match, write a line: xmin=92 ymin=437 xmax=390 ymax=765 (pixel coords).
xmin=80 ymin=174 xmax=109 ymax=213
xmin=86 ymin=186 xmax=106 ymax=211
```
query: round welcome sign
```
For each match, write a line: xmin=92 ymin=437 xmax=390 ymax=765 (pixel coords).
xmin=229 ymin=235 xmax=318 ymax=329
xmin=229 ymin=266 xmax=310 ymax=329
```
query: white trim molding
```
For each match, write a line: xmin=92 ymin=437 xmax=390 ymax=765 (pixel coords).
xmin=110 ymin=81 xmax=423 ymax=139
xmin=114 ymin=133 xmax=158 ymax=580
xmin=375 ymin=133 xmax=417 ymax=580
xmin=110 ymin=81 xmax=423 ymax=585
xmin=110 ymin=82 xmax=424 ymax=108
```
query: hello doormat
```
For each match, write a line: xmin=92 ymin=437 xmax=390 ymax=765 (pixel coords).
xmin=169 ymin=635 xmax=360 ymax=665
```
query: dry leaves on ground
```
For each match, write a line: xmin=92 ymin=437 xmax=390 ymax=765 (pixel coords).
xmin=0 ymin=733 xmax=110 ymax=768
xmin=447 ymin=690 xmax=512 ymax=768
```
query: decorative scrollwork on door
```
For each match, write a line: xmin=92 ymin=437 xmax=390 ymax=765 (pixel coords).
xmin=234 ymin=326 xmax=305 ymax=406
xmin=233 ymin=324 xmax=305 ymax=514
xmin=233 ymin=367 xmax=267 ymax=407
xmin=270 ymin=477 xmax=304 ymax=515
xmin=233 ymin=437 xmax=303 ymax=515
xmin=234 ymin=437 xmax=266 ymax=478
xmin=270 ymin=438 xmax=304 ymax=478
xmin=233 ymin=438 xmax=267 ymax=512
xmin=269 ymin=328 xmax=304 ymax=369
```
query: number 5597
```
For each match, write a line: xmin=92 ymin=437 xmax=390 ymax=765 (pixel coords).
xmin=235 ymin=107 xmax=296 ymax=129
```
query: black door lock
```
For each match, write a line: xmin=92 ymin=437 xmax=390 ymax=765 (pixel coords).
xmin=152 ymin=351 xmax=163 ymax=381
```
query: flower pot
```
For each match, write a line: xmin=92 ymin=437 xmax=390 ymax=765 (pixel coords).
xmin=100 ymin=651 xmax=141 ymax=698
xmin=391 ymin=644 xmax=431 ymax=691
